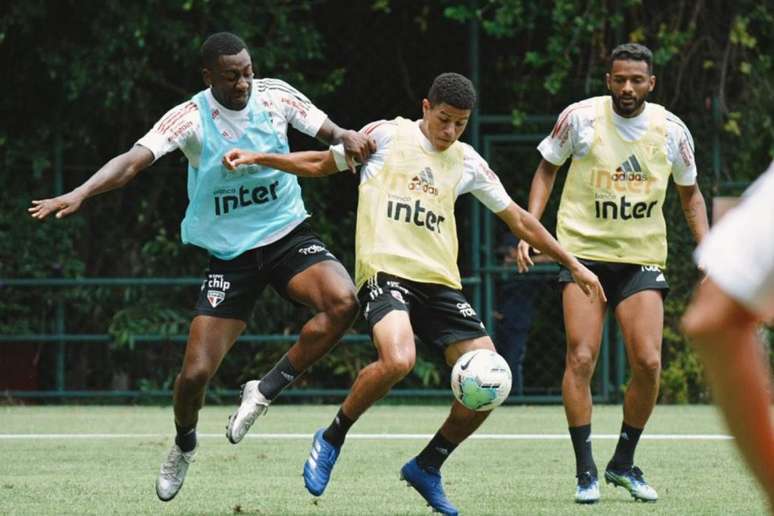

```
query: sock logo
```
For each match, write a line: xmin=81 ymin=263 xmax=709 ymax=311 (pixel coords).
xmin=434 ymin=446 xmax=449 ymax=456
xmin=620 ymin=431 xmax=629 ymax=440
xmin=280 ymin=371 xmax=295 ymax=382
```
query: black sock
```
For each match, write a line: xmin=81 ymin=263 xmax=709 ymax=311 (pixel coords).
xmin=258 ymin=354 xmax=300 ymax=400
xmin=569 ymin=425 xmax=597 ymax=477
xmin=322 ymin=408 xmax=355 ymax=448
xmin=416 ymin=432 xmax=458 ymax=471
xmin=175 ymin=424 xmax=197 ymax=453
xmin=609 ymin=422 xmax=643 ymax=471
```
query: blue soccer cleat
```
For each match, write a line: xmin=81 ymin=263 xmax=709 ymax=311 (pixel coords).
xmin=303 ymin=428 xmax=340 ymax=496
xmin=400 ymin=458 xmax=459 ymax=516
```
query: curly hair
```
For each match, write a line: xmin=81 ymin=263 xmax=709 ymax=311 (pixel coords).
xmin=427 ymin=72 xmax=477 ymax=110
xmin=201 ymin=32 xmax=248 ymax=69
xmin=609 ymin=43 xmax=653 ymax=74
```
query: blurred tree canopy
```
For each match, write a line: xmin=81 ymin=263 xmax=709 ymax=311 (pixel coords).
xmin=1 ymin=0 xmax=772 ymax=399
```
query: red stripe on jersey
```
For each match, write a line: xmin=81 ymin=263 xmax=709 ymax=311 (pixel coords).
xmin=363 ymin=120 xmax=394 ymax=135
xmin=550 ymin=101 xmax=593 ymax=138
xmin=158 ymin=102 xmax=198 ymax=134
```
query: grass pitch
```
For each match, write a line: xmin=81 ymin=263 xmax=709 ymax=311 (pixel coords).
xmin=0 ymin=404 xmax=768 ymax=515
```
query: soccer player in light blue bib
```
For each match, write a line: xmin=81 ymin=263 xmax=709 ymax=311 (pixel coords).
xmin=30 ymin=32 xmax=375 ymax=503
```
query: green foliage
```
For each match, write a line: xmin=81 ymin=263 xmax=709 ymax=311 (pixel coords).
xmin=3 ymin=1 xmax=773 ymax=402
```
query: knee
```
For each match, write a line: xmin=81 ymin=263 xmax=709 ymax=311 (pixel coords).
xmin=326 ymin=289 xmax=359 ymax=326
xmin=380 ymin=351 xmax=416 ymax=382
xmin=178 ymin=364 xmax=213 ymax=390
xmin=630 ymin=353 xmax=661 ymax=380
xmin=565 ymin=348 xmax=596 ymax=379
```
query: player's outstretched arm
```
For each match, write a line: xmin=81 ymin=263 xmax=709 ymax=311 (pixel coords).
xmin=29 ymin=145 xmax=154 ymax=220
xmin=222 ymin=149 xmax=340 ymax=178
xmin=497 ymin=202 xmax=606 ymax=301
xmin=676 ymin=183 xmax=709 ymax=244
xmin=316 ymin=119 xmax=376 ymax=164
xmin=515 ymin=159 xmax=561 ymax=271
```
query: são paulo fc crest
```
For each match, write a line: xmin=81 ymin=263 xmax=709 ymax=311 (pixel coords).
xmin=205 ymin=274 xmax=231 ymax=308
xmin=207 ymin=290 xmax=225 ymax=308
xmin=390 ymin=289 xmax=406 ymax=304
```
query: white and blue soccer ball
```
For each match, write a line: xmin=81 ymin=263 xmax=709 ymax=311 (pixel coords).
xmin=451 ymin=350 xmax=512 ymax=411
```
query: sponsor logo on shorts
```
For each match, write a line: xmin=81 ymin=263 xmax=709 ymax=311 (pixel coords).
xmin=206 ymin=274 xmax=231 ymax=308
xmin=298 ymin=244 xmax=333 ymax=258
xmin=390 ymin=290 xmax=406 ymax=304
xmin=386 ymin=281 xmax=409 ymax=294
xmin=456 ymin=302 xmax=476 ymax=318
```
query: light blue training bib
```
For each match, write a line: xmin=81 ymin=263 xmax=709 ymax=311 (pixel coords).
xmin=180 ymin=91 xmax=308 ymax=260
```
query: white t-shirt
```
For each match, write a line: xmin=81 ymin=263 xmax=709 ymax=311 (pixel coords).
xmin=537 ymin=99 xmax=697 ymax=185
xmin=137 ymin=78 xmax=328 ymax=168
xmin=331 ymin=119 xmax=512 ymax=214
xmin=695 ymin=162 xmax=774 ymax=320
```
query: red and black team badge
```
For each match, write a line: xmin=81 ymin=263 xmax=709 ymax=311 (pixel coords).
xmin=204 ymin=274 xmax=231 ymax=308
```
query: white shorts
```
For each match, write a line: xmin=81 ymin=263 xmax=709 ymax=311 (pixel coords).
xmin=695 ymin=162 xmax=774 ymax=320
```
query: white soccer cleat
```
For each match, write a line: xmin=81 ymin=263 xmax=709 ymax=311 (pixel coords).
xmin=225 ymin=380 xmax=270 ymax=444
xmin=605 ymin=465 xmax=658 ymax=502
xmin=156 ymin=443 xmax=197 ymax=501
xmin=575 ymin=471 xmax=600 ymax=504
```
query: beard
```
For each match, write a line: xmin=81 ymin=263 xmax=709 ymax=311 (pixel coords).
xmin=611 ymin=90 xmax=647 ymax=116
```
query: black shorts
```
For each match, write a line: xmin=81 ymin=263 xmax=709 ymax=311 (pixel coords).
xmin=357 ymin=272 xmax=488 ymax=351
xmin=558 ymin=258 xmax=669 ymax=309
xmin=194 ymin=221 xmax=341 ymax=322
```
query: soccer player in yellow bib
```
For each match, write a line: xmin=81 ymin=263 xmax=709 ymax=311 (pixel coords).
xmin=223 ymin=73 xmax=604 ymax=515
xmin=515 ymin=43 xmax=710 ymax=504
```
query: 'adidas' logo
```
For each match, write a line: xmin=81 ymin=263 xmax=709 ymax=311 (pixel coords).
xmin=616 ymin=154 xmax=642 ymax=174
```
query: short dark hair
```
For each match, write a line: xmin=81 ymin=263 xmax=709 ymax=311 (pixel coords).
xmin=201 ymin=32 xmax=248 ymax=69
xmin=427 ymin=73 xmax=476 ymax=110
xmin=610 ymin=43 xmax=653 ymax=74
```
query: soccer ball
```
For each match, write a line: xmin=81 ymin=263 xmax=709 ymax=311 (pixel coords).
xmin=450 ymin=350 xmax=512 ymax=411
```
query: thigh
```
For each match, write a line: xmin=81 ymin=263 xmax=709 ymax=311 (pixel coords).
xmin=194 ymin=251 xmax=266 ymax=322
xmin=284 ymin=259 xmax=356 ymax=311
xmin=562 ymin=282 xmax=607 ymax=355
xmin=265 ymin=222 xmax=347 ymax=304
xmin=445 ymin=335 xmax=496 ymax=367
xmin=371 ymin=309 xmax=417 ymax=363
xmin=615 ymin=289 xmax=664 ymax=358
xmin=412 ymin=285 xmax=488 ymax=352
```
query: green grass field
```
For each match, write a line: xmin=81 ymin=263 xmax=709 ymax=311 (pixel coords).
xmin=0 ymin=404 xmax=768 ymax=515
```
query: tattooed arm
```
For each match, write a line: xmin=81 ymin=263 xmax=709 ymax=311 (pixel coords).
xmin=676 ymin=183 xmax=710 ymax=244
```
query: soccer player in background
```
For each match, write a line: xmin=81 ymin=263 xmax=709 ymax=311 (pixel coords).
xmin=682 ymin=162 xmax=774 ymax=512
xmin=29 ymin=32 xmax=374 ymax=502
xmin=223 ymin=72 xmax=605 ymax=516
xmin=515 ymin=43 xmax=710 ymax=503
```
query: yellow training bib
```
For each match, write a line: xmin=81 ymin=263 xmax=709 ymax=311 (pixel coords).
xmin=557 ymin=96 xmax=672 ymax=267
xmin=355 ymin=117 xmax=464 ymax=290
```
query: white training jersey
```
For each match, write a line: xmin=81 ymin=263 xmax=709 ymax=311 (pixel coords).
xmin=137 ymin=78 xmax=328 ymax=168
xmin=538 ymin=98 xmax=697 ymax=185
xmin=331 ymin=119 xmax=512 ymax=214
xmin=695 ymin=161 xmax=774 ymax=320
